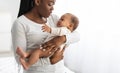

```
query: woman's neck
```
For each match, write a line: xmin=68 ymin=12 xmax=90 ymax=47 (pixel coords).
xmin=25 ymin=10 xmax=46 ymax=24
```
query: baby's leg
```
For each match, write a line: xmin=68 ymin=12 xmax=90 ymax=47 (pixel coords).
xmin=19 ymin=57 xmax=29 ymax=70
xmin=16 ymin=47 xmax=30 ymax=58
xmin=20 ymin=49 xmax=42 ymax=70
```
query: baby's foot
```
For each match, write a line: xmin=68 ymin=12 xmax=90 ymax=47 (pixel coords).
xmin=19 ymin=58 xmax=29 ymax=70
xmin=16 ymin=47 xmax=27 ymax=58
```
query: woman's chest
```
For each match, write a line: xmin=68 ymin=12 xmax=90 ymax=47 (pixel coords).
xmin=26 ymin=24 xmax=50 ymax=44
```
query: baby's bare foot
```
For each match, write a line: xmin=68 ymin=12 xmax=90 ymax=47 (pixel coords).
xmin=16 ymin=47 xmax=27 ymax=58
xmin=19 ymin=58 xmax=29 ymax=70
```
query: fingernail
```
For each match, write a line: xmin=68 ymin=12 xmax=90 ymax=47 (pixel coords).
xmin=39 ymin=45 xmax=43 ymax=49
xmin=49 ymin=52 xmax=52 ymax=54
xmin=43 ymin=49 xmax=46 ymax=51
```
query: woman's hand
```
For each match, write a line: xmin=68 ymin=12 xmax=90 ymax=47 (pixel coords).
xmin=42 ymin=35 xmax=66 ymax=51
xmin=50 ymin=45 xmax=66 ymax=64
xmin=40 ymin=45 xmax=57 ymax=58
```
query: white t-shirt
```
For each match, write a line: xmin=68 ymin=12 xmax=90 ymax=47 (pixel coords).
xmin=11 ymin=14 xmax=79 ymax=73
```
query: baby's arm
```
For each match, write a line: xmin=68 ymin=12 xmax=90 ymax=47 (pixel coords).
xmin=42 ymin=24 xmax=70 ymax=36
xmin=50 ymin=27 xmax=71 ymax=36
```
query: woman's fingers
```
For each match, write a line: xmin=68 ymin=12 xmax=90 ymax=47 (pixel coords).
xmin=42 ymin=35 xmax=66 ymax=51
xmin=42 ymin=42 xmax=58 ymax=52
xmin=48 ymin=45 xmax=57 ymax=53
xmin=42 ymin=42 xmax=53 ymax=49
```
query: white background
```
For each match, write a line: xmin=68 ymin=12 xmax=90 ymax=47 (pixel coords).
xmin=0 ymin=0 xmax=120 ymax=73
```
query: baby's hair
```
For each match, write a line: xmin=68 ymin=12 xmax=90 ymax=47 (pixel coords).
xmin=67 ymin=13 xmax=79 ymax=31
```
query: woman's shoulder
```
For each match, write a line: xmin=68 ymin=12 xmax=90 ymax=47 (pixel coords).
xmin=14 ymin=15 xmax=33 ymax=26
xmin=12 ymin=15 xmax=28 ymax=29
xmin=16 ymin=15 xmax=26 ymax=22
xmin=13 ymin=15 xmax=25 ymax=24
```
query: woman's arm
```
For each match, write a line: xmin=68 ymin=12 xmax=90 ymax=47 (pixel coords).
xmin=42 ymin=31 xmax=80 ymax=50
xmin=11 ymin=20 xmax=27 ymax=63
xmin=50 ymin=45 xmax=66 ymax=64
xmin=11 ymin=20 xmax=27 ymax=72
xmin=42 ymin=31 xmax=80 ymax=64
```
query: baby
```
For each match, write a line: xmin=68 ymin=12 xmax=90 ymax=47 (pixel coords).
xmin=16 ymin=13 xmax=79 ymax=70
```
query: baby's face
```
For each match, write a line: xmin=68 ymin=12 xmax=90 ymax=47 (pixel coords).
xmin=57 ymin=14 xmax=71 ymax=27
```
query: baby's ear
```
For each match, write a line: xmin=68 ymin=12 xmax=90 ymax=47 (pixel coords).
xmin=69 ymin=23 xmax=74 ymax=28
xmin=69 ymin=23 xmax=74 ymax=31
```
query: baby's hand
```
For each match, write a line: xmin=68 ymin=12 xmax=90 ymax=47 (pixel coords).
xmin=42 ymin=24 xmax=51 ymax=33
